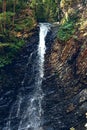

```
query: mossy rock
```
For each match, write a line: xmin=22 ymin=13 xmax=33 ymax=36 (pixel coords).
xmin=70 ymin=127 xmax=75 ymax=130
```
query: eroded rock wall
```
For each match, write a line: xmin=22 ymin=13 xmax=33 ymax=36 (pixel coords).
xmin=42 ymin=1 xmax=87 ymax=130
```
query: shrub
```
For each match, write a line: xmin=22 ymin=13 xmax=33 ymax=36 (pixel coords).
xmin=15 ymin=17 xmax=34 ymax=31
xmin=0 ymin=39 xmax=25 ymax=68
xmin=57 ymin=20 xmax=75 ymax=41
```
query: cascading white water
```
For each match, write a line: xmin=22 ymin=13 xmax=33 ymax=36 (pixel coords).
xmin=24 ymin=23 xmax=50 ymax=130
xmin=38 ymin=23 xmax=50 ymax=78
xmin=4 ymin=23 xmax=50 ymax=130
xmin=18 ymin=23 xmax=50 ymax=130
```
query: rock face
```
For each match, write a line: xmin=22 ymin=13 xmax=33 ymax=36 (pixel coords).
xmin=43 ymin=37 xmax=87 ymax=130
xmin=42 ymin=1 xmax=87 ymax=129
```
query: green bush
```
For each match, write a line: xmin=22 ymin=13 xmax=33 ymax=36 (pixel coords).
xmin=15 ymin=17 xmax=34 ymax=31
xmin=57 ymin=20 xmax=75 ymax=41
xmin=30 ymin=0 xmax=58 ymax=22
xmin=9 ymin=39 xmax=25 ymax=51
xmin=0 ymin=39 xmax=25 ymax=67
xmin=0 ymin=56 xmax=12 ymax=67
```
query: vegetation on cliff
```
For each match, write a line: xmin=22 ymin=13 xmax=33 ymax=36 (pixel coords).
xmin=0 ymin=0 xmax=35 ymax=67
xmin=47 ymin=1 xmax=87 ymax=129
xmin=57 ymin=0 xmax=87 ymax=41
xmin=0 ymin=0 xmax=87 ymax=69
xmin=0 ymin=0 xmax=58 ymax=67
xmin=30 ymin=0 xmax=58 ymax=22
xmin=0 ymin=1 xmax=87 ymax=130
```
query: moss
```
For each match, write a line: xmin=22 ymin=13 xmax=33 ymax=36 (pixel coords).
xmin=70 ymin=127 xmax=75 ymax=130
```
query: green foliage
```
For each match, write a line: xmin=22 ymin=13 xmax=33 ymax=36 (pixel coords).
xmin=57 ymin=8 xmax=78 ymax=41
xmin=9 ymin=39 xmax=25 ymax=52
xmin=6 ymin=12 xmax=14 ymax=24
xmin=57 ymin=20 xmax=75 ymax=41
xmin=0 ymin=56 xmax=12 ymax=67
xmin=6 ymin=0 xmax=28 ymax=13
xmin=15 ymin=2 xmax=27 ymax=13
xmin=30 ymin=0 xmax=58 ymax=22
xmin=35 ymin=3 xmax=46 ymax=22
xmin=0 ymin=0 xmax=2 ymax=10
xmin=44 ymin=0 xmax=58 ymax=22
xmin=0 ymin=39 xmax=25 ymax=67
xmin=15 ymin=17 xmax=34 ymax=31
xmin=0 ymin=0 xmax=30 ymax=32
xmin=0 ymin=0 xmax=34 ymax=68
xmin=60 ymin=0 xmax=72 ymax=8
xmin=0 ymin=12 xmax=14 ymax=33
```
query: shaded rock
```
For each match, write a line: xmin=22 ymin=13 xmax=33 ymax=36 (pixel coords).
xmin=0 ymin=27 xmax=39 ymax=128
xmin=43 ymin=3 xmax=87 ymax=129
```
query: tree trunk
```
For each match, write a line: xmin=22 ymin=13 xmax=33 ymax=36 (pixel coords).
xmin=13 ymin=0 xmax=16 ymax=26
xmin=2 ymin=0 xmax=6 ymax=32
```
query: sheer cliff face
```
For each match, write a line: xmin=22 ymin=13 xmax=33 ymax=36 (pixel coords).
xmin=50 ymin=0 xmax=87 ymax=91
xmin=43 ymin=1 xmax=87 ymax=130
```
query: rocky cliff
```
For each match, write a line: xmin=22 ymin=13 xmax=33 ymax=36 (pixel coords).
xmin=0 ymin=1 xmax=87 ymax=130
xmin=43 ymin=1 xmax=87 ymax=130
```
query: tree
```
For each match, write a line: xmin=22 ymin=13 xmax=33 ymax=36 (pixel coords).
xmin=2 ymin=0 xmax=6 ymax=32
xmin=13 ymin=0 xmax=16 ymax=25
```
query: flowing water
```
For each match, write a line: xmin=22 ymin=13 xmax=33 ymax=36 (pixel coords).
xmin=3 ymin=23 xmax=50 ymax=130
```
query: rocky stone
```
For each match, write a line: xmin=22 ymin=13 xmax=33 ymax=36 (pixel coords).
xmin=42 ymin=2 xmax=87 ymax=129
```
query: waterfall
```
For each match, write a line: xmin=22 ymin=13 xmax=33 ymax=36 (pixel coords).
xmin=26 ymin=23 xmax=51 ymax=130
xmin=38 ymin=23 xmax=50 ymax=78
xmin=3 ymin=23 xmax=50 ymax=130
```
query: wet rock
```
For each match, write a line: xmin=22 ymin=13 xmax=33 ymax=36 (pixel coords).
xmin=43 ymin=5 xmax=87 ymax=129
xmin=0 ymin=27 xmax=39 ymax=128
